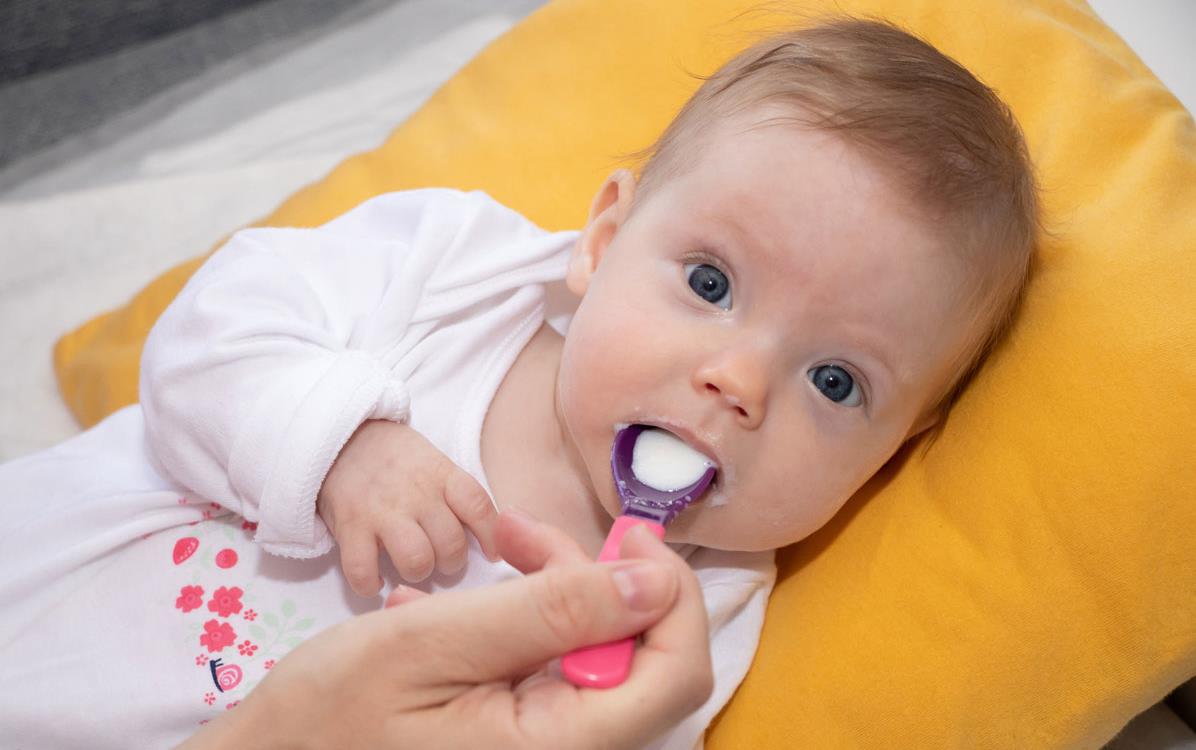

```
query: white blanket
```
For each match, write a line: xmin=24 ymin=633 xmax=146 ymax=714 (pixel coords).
xmin=0 ymin=0 xmax=538 ymax=460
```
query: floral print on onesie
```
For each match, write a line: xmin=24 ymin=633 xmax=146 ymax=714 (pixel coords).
xmin=158 ymin=498 xmax=320 ymax=723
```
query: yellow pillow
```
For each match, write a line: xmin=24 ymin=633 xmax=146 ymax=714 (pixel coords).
xmin=55 ymin=1 xmax=1196 ymax=747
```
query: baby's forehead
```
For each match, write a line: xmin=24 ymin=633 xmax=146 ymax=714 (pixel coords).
xmin=637 ymin=106 xmax=988 ymax=301
xmin=669 ymin=122 xmax=940 ymax=247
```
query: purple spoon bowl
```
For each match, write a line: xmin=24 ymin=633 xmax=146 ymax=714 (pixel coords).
xmin=610 ymin=424 xmax=717 ymax=526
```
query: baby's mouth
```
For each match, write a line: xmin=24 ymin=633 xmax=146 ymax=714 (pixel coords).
xmin=619 ymin=423 xmax=719 ymax=493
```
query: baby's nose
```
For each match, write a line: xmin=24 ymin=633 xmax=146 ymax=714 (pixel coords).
xmin=693 ymin=351 xmax=768 ymax=429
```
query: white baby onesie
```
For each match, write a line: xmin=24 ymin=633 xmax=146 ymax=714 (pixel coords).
xmin=0 ymin=189 xmax=775 ymax=749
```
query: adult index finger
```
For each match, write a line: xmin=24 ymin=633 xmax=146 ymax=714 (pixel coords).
xmin=495 ymin=509 xmax=590 ymax=574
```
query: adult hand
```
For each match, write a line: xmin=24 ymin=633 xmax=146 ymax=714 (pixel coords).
xmin=180 ymin=511 xmax=713 ymax=750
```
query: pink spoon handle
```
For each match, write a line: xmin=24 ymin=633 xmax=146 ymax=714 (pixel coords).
xmin=561 ymin=515 xmax=665 ymax=688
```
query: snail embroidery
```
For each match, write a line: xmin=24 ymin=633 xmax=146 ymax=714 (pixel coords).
xmin=209 ymin=658 xmax=243 ymax=692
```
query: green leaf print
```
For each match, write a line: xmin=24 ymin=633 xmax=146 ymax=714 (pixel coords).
xmin=263 ymin=612 xmax=279 ymax=628
xmin=250 ymin=625 xmax=268 ymax=640
xmin=293 ymin=618 xmax=314 ymax=631
xmin=281 ymin=600 xmax=296 ymax=618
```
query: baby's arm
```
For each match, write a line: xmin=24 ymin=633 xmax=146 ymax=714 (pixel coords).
xmin=140 ymin=190 xmax=498 ymax=565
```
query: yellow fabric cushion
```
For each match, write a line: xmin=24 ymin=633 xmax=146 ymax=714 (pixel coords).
xmin=55 ymin=1 xmax=1196 ymax=747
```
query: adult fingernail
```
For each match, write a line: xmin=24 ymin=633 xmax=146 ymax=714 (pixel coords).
xmin=612 ymin=561 xmax=674 ymax=611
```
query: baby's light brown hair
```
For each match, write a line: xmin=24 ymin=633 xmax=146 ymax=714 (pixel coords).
xmin=636 ymin=18 xmax=1040 ymax=426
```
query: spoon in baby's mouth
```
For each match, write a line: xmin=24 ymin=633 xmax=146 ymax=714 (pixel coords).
xmin=561 ymin=423 xmax=717 ymax=689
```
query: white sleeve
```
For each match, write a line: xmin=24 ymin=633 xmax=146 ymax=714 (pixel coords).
xmin=139 ymin=189 xmax=482 ymax=558
xmin=647 ymin=548 xmax=777 ymax=750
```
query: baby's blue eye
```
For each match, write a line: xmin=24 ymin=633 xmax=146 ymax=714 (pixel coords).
xmin=808 ymin=365 xmax=862 ymax=407
xmin=684 ymin=263 xmax=732 ymax=310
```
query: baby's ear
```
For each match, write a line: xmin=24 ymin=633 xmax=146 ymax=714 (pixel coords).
xmin=566 ymin=169 xmax=637 ymax=296
xmin=906 ymin=408 xmax=943 ymax=441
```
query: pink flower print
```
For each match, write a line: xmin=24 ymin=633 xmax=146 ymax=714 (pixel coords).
xmin=199 ymin=619 xmax=237 ymax=653
xmin=242 ymin=609 xmax=257 ymax=621
xmin=195 ymin=654 xmax=208 ymax=667
xmin=226 ymin=701 xmax=240 ymax=710
xmin=210 ymin=502 xmax=222 ymax=510
xmin=263 ymin=659 xmax=275 ymax=671
xmin=215 ymin=549 xmax=238 ymax=569
xmin=237 ymin=640 xmax=258 ymax=657
xmin=202 ymin=510 xmax=213 ymax=520
xmin=176 ymin=585 xmax=205 ymax=613
xmin=203 ymin=692 xmax=216 ymax=706
xmin=178 ymin=497 xmax=189 ymax=505
xmin=241 ymin=520 xmax=258 ymax=532
xmin=207 ymin=586 xmax=244 ymax=617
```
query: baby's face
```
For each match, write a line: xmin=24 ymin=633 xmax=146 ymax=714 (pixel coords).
xmin=557 ymin=112 xmax=979 ymax=551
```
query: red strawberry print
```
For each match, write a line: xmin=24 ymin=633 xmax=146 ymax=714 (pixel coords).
xmin=173 ymin=537 xmax=199 ymax=565
xmin=215 ymin=548 xmax=238 ymax=569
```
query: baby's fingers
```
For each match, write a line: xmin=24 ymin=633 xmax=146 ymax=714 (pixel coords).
xmin=419 ymin=504 xmax=469 ymax=576
xmin=338 ymin=523 xmax=383 ymax=597
xmin=380 ymin=517 xmax=435 ymax=583
xmin=443 ymin=468 xmax=498 ymax=561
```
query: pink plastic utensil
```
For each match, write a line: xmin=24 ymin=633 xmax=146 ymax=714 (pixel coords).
xmin=561 ymin=424 xmax=716 ymax=688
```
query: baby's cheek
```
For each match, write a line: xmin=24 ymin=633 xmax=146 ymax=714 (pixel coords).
xmin=563 ymin=306 xmax=646 ymax=389
xmin=557 ymin=326 xmax=621 ymax=445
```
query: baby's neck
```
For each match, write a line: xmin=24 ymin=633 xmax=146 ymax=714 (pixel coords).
xmin=480 ymin=323 xmax=612 ymax=557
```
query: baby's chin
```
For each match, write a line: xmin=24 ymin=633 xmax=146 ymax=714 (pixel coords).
xmin=660 ymin=476 xmax=759 ymax=548
xmin=662 ymin=528 xmax=781 ymax=552
xmin=592 ymin=474 xmax=797 ymax=551
xmin=661 ymin=509 xmax=786 ymax=552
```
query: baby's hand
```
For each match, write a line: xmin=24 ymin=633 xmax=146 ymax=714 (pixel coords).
xmin=317 ymin=420 xmax=498 ymax=596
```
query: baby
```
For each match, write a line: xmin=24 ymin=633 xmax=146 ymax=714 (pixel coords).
xmin=0 ymin=18 xmax=1037 ymax=750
